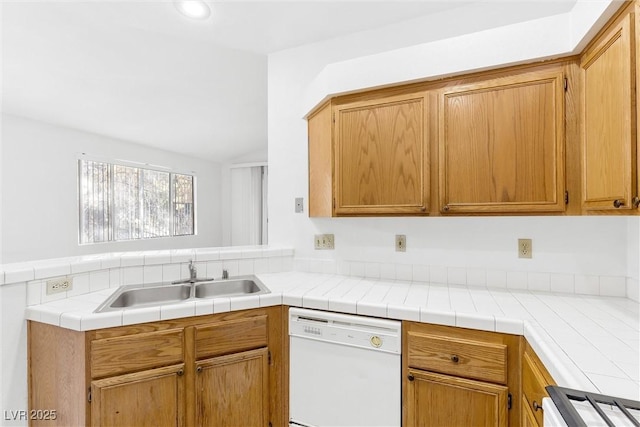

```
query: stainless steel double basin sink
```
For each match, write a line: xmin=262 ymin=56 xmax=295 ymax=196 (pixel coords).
xmin=94 ymin=276 xmax=269 ymax=313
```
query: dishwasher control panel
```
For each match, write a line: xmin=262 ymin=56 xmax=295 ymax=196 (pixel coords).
xmin=289 ymin=307 xmax=401 ymax=354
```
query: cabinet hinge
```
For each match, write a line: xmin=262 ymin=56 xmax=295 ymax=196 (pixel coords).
xmin=508 ymin=393 xmax=512 ymax=410
xmin=332 ymin=113 xmax=335 ymax=124
xmin=88 ymin=388 xmax=92 ymax=403
xmin=563 ymin=77 xmax=568 ymax=92
xmin=564 ymin=190 xmax=569 ymax=205
xmin=268 ymin=350 xmax=272 ymax=365
xmin=269 ymin=422 xmax=273 ymax=427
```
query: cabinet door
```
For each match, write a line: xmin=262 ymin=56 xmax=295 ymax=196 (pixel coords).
xmin=581 ymin=13 xmax=636 ymax=211
xmin=91 ymin=364 xmax=185 ymax=427
xmin=195 ymin=347 xmax=269 ymax=427
xmin=334 ymin=93 xmax=428 ymax=215
xmin=406 ymin=369 xmax=508 ymax=427
xmin=522 ymin=395 xmax=541 ymax=427
xmin=522 ymin=352 xmax=550 ymax=426
xmin=439 ymin=69 xmax=565 ymax=213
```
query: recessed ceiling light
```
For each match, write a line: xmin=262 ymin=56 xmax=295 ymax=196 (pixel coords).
xmin=174 ymin=1 xmax=211 ymax=20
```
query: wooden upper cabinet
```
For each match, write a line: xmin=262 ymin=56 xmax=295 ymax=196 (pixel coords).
xmin=334 ymin=93 xmax=429 ymax=215
xmin=581 ymin=10 xmax=638 ymax=211
xmin=306 ymin=2 xmax=636 ymax=218
xmin=439 ymin=67 xmax=566 ymax=214
xmin=308 ymin=101 xmax=334 ymax=217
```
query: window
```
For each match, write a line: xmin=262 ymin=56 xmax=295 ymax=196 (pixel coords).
xmin=78 ymin=159 xmax=195 ymax=244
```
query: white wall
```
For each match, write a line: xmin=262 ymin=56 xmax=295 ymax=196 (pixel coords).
xmin=1 ymin=283 xmax=27 ymax=427
xmin=627 ymin=218 xmax=640 ymax=301
xmin=0 ymin=2 xmax=5 ymax=418
xmin=301 ymin=1 xmax=620 ymax=114
xmin=0 ymin=114 xmax=223 ymax=263
xmin=267 ymin=5 xmax=634 ymax=289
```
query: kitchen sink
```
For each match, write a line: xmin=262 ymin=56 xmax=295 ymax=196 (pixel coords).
xmin=194 ymin=277 xmax=269 ymax=298
xmin=94 ymin=276 xmax=269 ymax=313
xmin=95 ymin=284 xmax=192 ymax=312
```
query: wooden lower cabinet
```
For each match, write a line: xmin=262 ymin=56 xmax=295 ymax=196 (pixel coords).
xmin=195 ymin=348 xmax=269 ymax=427
xmin=403 ymin=322 xmax=521 ymax=427
xmin=521 ymin=342 xmax=556 ymax=427
xmin=522 ymin=394 xmax=540 ymax=427
xmin=91 ymin=364 xmax=186 ymax=427
xmin=406 ymin=369 xmax=508 ymax=427
xmin=28 ymin=306 xmax=286 ymax=427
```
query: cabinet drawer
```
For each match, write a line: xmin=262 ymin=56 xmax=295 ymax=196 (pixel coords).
xmin=91 ymin=329 xmax=184 ymax=378
xmin=522 ymin=351 xmax=551 ymax=426
xmin=407 ymin=331 xmax=508 ymax=384
xmin=195 ymin=315 xmax=268 ymax=360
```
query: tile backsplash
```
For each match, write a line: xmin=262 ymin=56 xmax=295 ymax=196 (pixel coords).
xmin=0 ymin=247 xmax=294 ymax=306
xmin=293 ymin=257 xmax=635 ymax=300
xmin=3 ymin=247 xmax=638 ymax=306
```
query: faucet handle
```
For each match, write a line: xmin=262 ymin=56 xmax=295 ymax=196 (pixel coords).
xmin=222 ymin=269 xmax=229 ymax=279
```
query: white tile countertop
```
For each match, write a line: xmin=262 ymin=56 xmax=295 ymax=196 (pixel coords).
xmin=25 ymin=271 xmax=639 ymax=402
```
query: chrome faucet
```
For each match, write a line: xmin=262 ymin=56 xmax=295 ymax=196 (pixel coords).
xmin=171 ymin=260 xmax=213 ymax=285
xmin=189 ymin=260 xmax=197 ymax=281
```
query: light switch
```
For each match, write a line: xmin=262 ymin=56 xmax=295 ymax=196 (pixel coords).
xmin=295 ymin=197 xmax=304 ymax=213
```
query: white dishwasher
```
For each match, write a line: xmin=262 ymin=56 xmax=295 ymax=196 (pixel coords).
xmin=289 ymin=308 xmax=401 ymax=427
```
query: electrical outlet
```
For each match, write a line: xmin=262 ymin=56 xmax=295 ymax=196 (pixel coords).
xmin=295 ymin=197 xmax=304 ymax=213
xmin=314 ymin=234 xmax=335 ymax=250
xmin=518 ymin=238 xmax=532 ymax=259
xmin=46 ymin=277 xmax=73 ymax=295
xmin=396 ymin=235 xmax=406 ymax=252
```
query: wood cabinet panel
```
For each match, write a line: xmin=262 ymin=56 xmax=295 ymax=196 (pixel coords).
xmin=308 ymin=101 xmax=334 ymax=217
xmin=407 ymin=331 xmax=507 ymax=384
xmin=522 ymin=352 xmax=548 ymax=426
xmin=28 ymin=321 xmax=89 ymax=427
xmin=522 ymin=393 xmax=540 ymax=427
xmin=403 ymin=322 xmax=521 ymax=427
xmin=406 ymin=369 xmax=508 ymax=427
xmin=334 ymin=93 xmax=428 ymax=215
xmin=581 ymin=12 xmax=637 ymax=210
xmin=29 ymin=307 xmax=285 ymax=427
xmin=194 ymin=315 xmax=268 ymax=360
xmin=522 ymin=342 xmax=556 ymax=427
xmin=91 ymin=329 xmax=184 ymax=378
xmin=439 ymin=69 xmax=566 ymax=213
xmin=195 ymin=348 xmax=269 ymax=427
xmin=91 ymin=364 xmax=185 ymax=427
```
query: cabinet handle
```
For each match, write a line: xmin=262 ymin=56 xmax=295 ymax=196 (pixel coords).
xmin=443 ymin=205 xmax=450 ymax=212
xmin=613 ymin=199 xmax=625 ymax=208
xmin=450 ymin=355 xmax=459 ymax=363
xmin=533 ymin=401 xmax=543 ymax=412
xmin=407 ymin=374 xmax=415 ymax=381
xmin=177 ymin=369 xmax=184 ymax=376
xmin=196 ymin=366 xmax=203 ymax=374
xmin=633 ymin=197 xmax=640 ymax=208
xmin=420 ymin=206 xmax=427 ymax=212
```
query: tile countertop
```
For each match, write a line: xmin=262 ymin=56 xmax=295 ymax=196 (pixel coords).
xmin=25 ymin=271 xmax=639 ymax=401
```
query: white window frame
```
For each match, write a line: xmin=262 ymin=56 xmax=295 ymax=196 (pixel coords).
xmin=77 ymin=156 xmax=196 ymax=245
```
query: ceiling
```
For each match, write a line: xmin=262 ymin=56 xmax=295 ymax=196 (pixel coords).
xmin=1 ymin=1 xmax=578 ymax=163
